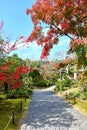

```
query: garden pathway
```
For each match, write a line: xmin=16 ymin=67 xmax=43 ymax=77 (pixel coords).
xmin=20 ymin=89 xmax=87 ymax=130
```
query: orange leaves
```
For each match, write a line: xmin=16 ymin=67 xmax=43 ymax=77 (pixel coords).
xmin=60 ymin=20 xmax=70 ymax=31
xmin=40 ymin=43 xmax=52 ymax=59
xmin=26 ymin=8 xmax=32 ymax=15
xmin=25 ymin=26 xmax=42 ymax=43
xmin=54 ymin=62 xmax=64 ymax=69
xmin=0 ymin=66 xmax=8 ymax=72
xmin=70 ymin=38 xmax=87 ymax=51
xmin=54 ymin=57 xmax=72 ymax=70
xmin=65 ymin=0 xmax=74 ymax=7
xmin=26 ymin=0 xmax=87 ymax=59
xmin=63 ymin=57 xmax=72 ymax=65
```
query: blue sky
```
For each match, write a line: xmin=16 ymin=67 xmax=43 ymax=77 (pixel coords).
xmin=0 ymin=0 xmax=70 ymax=60
xmin=0 ymin=0 xmax=35 ymax=39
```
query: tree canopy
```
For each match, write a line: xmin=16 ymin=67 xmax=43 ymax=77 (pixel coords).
xmin=26 ymin=0 xmax=87 ymax=60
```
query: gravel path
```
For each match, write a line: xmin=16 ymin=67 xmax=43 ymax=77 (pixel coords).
xmin=20 ymin=89 xmax=87 ymax=130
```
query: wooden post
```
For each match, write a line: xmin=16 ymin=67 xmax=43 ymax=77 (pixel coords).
xmin=20 ymin=101 xmax=22 ymax=110
xmin=25 ymin=95 xmax=26 ymax=102
xmin=73 ymin=97 xmax=76 ymax=104
xmin=65 ymin=93 xmax=68 ymax=99
xmin=12 ymin=111 xmax=15 ymax=124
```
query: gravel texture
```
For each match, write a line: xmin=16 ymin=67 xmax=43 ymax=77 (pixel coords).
xmin=20 ymin=89 xmax=87 ymax=130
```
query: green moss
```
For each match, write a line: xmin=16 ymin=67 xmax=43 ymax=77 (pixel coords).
xmin=74 ymin=100 xmax=87 ymax=116
xmin=0 ymin=97 xmax=31 ymax=130
xmin=54 ymin=85 xmax=87 ymax=116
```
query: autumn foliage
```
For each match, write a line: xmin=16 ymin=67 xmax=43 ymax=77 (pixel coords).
xmin=26 ymin=0 xmax=87 ymax=59
xmin=0 ymin=62 xmax=34 ymax=89
xmin=0 ymin=21 xmax=26 ymax=55
xmin=54 ymin=57 xmax=72 ymax=69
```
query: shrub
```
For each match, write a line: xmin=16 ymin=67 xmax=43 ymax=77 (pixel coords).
xmin=6 ymin=86 xmax=33 ymax=98
xmin=36 ymin=80 xmax=48 ymax=87
xmin=63 ymin=78 xmax=71 ymax=87
xmin=55 ymin=80 xmax=64 ymax=91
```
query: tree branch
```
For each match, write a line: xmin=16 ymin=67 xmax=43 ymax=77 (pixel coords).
xmin=52 ymin=23 xmax=73 ymax=40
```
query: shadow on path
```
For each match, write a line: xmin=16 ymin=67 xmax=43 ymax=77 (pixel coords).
xmin=21 ymin=90 xmax=87 ymax=130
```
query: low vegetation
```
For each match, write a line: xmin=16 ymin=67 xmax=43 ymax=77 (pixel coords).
xmin=0 ymin=93 xmax=32 ymax=130
xmin=53 ymin=79 xmax=87 ymax=116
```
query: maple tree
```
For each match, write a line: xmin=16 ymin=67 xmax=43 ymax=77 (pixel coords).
xmin=0 ymin=63 xmax=34 ymax=89
xmin=0 ymin=20 xmax=34 ymax=90
xmin=0 ymin=55 xmax=34 ymax=90
xmin=26 ymin=0 xmax=87 ymax=60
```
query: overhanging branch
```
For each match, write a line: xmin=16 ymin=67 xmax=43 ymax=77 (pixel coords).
xmin=52 ymin=23 xmax=73 ymax=40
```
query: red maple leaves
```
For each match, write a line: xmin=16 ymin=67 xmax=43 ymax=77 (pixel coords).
xmin=0 ymin=63 xmax=34 ymax=89
xmin=26 ymin=0 xmax=87 ymax=59
xmin=13 ymin=81 xmax=22 ymax=89
xmin=0 ymin=72 xmax=7 ymax=80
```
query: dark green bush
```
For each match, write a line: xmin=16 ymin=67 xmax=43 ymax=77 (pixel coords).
xmin=61 ymin=79 xmax=71 ymax=90
xmin=80 ymin=93 xmax=87 ymax=100
xmin=6 ymin=86 xmax=33 ymax=98
xmin=55 ymin=80 xmax=64 ymax=91
xmin=55 ymin=77 xmax=71 ymax=92
xmin=63 ymin=78 xmax=71 ymax=87
xmin=36 ymin=80 xmax=48 ymax=87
